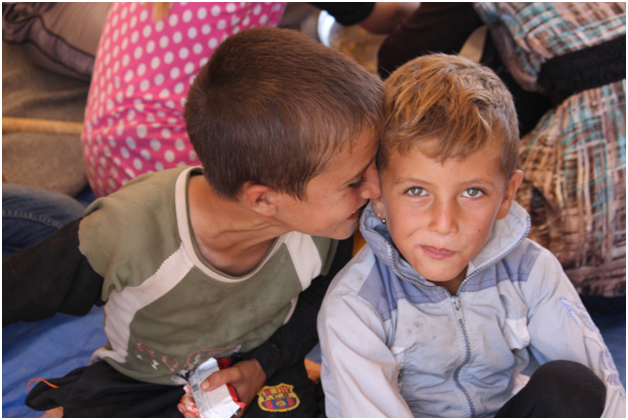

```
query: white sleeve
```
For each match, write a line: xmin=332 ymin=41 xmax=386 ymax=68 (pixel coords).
xmin=524 ymin=248 xmax=626 ymax=418
xmin=318 ymin=290 xmax=413 ymax=418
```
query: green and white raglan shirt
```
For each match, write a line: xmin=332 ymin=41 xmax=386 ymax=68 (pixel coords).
xmin=77 ymin=166 xmax=336 ymax=385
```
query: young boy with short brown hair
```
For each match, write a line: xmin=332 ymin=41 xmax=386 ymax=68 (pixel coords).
xmin=318 ymin=53 xmax=625 ymax=418
xmin=4 ymin=27 xmax=384 ymax=417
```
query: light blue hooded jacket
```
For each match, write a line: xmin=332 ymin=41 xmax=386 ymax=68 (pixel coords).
xmin=319 ymin=202 xmax=625 ymax=418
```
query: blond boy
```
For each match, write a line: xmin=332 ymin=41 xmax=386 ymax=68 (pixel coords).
xmin=318 ymin=54 xmax=625 ymax=417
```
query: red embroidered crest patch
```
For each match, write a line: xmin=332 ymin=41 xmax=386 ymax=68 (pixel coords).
xmin=257 ymin=383 xmax=300 ymax=412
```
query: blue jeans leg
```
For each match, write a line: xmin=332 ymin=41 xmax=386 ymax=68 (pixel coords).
xmin=2 ymin=184 xmax=86 ymax=259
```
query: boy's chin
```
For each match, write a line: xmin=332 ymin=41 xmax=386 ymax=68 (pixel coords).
xmin=321 ymin=221 xmax=357 ymax=241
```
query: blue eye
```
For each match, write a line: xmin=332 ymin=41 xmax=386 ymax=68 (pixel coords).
xmin=462 ymin=188 xmax=483 ymax=198
xmin=407 ymin=187 xmax=426 ymax=196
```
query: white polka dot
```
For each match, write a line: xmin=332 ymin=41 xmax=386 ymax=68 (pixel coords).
xmin=184 ymin=62 xmax=194 ymax=74
xmin=114 ymin=61 xmax=120 ymax=73
xmin=124 ymin=168 xmax=135 ymax=179
xmin=134 ymin=46 xmax=143 ymax=59
xmin=121 ymin=147 xmax=130 ymax=159
xmin=189 ymin=150 xmax=197 ymax=161
xmin=112 ymin=14 xmax=119 ymax=27
xmin=106 ymin=99 xmax=114 ymax=110
xmin=133 ymin=158 xmax=143 ymax=170
xmin=155 ymin=19 xmax=164 ymax=32
xmin=193 ymin=43 xmax=202 ymax=54
xmin=170 ymin=67 xmax=180 ymax=79
xmin=169 ymin=14 xmax=178 ymax=26
xmin=124 ymin=69 xmax=133 ymax=82
xmin=105 ymin=53 xmax=111 ymax=65
xmin=231 ymin=14 xmax=240 ymax=26
xmin=160 ymin=128 xmax=171 ymax=139
xmin=146 ymin=40 xmax=155 ymax=53
xmin=182 ymin=10 xmax=192 ymax=22
xmin=141 ymin=149 xmax=151 ymax=160
xmin=160 ymin=35 xmax=169 ymax=48
xmin=151 ymin=56 xmax=161 ymax=69
xmin=188 ymin=27 xmax=197 ymax=39
xmin=155 ymin=161 xmax=165 ymax=171
xmin=135 ymin=63 xmax=145 ymax=76
xmin=174 ymin=82 xmax=185 ymax=94
xmin=130 ymin=3 xmax=137 ymax=12
xmin=116 ymin=91 xmax=124 ymax=103
xmin=143 ymin=25 xmax=152 ymax=37
xmin=122 ymin=38 xmax=129 ymax=50
xmin=136 ymin=125 xmax=147 ymax=139
xmin=164 ymin=52 xmax=174 ymax=64
xmin=168 ymin=118 xmax=177 ymax=125
xmin=166 ymin=100 xmax=176 ymax=109
xmin=242 ymin=16 xmax=250 ymax=26
xmin=122 ymin=54 xmax=130 ymax=66
xmin=175 ymin=139 xmax=186 ymax=151
xmin=201 ymin=24 xmax=211 ymax=35
xmin=173 ymin=31 xmax=183 ymax=43
xmin=150 ymin=139 xmax=162 ymax=151
xmin=159 ymin=88 xmax=170 ymax=98
xmin=104 ymin=146 xmax=112 ymax=158
xmin=200 ymin=57 xmax=208 ymax=67
xmin=217 ymin=20 xmax=226 ymax=30
xmin=121 ymin=6 xmax=128 ymax=19
xmin=127 ymin=137 xmax=137 ymax=149
xmin=260 ymin=14 xmax=268 ymax=25
xmin=226 ymin=3 xmax=236 ymax=13
xmin=113 ymin=45 xmax=120 ymax=57
xmin=113 ymin=29 xmax=119 ymax=42
xmin=140 ymin=9 xmax=148 ymax=21
xmin=211 ymin=5 xmax=221 ymax=16
xmin=198 ymin=7 xmax=207 ymax=19
xmin=140 ymin=80 xmax=150 ymax=91
xmin=165 ymin=150 xmax=175 ymax=162
xmin=126 ymin=85 xmax=135 ymax=97
xmin=144 ymin=93 xmax=153 ymax=101
xmin=131 ymin=31 xmax=139 ymax=43
xmin=130 ymin=15 xmax=137 ymax=28
xmin=121 ymin=22 xmax=128 ymax=34
xmin=114 ymin=76 xmax=121 ymax=89
xmin=110 ymin=167 xmax=119 ymax=178
xmin=208 ymin=38 xmax=218 ymax=49
xmin=253 ymin=4 xmax=261 ymax=15
xmin=154 ymin=74 xmax=164 ymax=85
xmin=179 ymin=47 xmax=189 ymax=60
xmin=113 ymin=157 xmax=121 ymax=166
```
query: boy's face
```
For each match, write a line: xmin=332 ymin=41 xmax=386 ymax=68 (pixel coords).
xmin=373 ymin=138 xmax=522 ymax=292
xmin=274 ymin=128 xmax=381 ymax=240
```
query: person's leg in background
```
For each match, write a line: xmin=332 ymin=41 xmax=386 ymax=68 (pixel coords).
xmin=3 ymin=183 xmax=86 ymax=259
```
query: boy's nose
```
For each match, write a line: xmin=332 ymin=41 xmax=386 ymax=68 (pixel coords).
xmin=429 ymin=200 xmax=458 ymax=235
xmin=360 ymin=163 xmax=381 ymax=199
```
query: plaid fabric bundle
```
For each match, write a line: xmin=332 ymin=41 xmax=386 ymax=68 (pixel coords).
xmin=475 ymin=2 xmax=626 ymax=296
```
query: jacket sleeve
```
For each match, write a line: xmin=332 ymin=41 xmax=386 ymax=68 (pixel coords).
xmin=524 ymin=247 xmax=626 ymax=418
xmin=2 ymin=218 xmax=105 ymax=327
xmin=239 ymin=236 xmax=354 ymax=379
xmin=317 ymin=250 xmax=413 ymax=418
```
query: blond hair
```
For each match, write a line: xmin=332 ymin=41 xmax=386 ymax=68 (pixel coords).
xmin=378 ymin=54 xmax=519 ymax=178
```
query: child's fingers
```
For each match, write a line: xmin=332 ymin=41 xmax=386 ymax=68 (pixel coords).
xmin=201 ymin=367 xmax=241 ymax=392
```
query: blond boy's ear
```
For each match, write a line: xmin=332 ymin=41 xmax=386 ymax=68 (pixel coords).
xmin=242 ymin=183 xmax=278 ymax=217
xmin=370 ymin=196 xmax=387 ymax=222
xmin=496 ymin=169 xmax=524 ymax=220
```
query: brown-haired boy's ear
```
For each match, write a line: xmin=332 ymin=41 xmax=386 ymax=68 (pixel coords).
xmin=370 ymin=196 xmax=387 ymax=222
xmin=496 ymin=169 xmax=524 ymax=220
xmin=242 ymin=183 xmax=278 ymax=217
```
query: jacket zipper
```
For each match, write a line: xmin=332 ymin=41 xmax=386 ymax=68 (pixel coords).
xmin=449 ymin=296 xmax=476 ymax=417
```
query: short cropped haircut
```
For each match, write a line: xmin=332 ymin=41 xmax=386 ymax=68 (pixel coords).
xmin=378 ymin=54 xmax=519 ymax=179
xmin=185 ymin=27 xmax=384 ymax=200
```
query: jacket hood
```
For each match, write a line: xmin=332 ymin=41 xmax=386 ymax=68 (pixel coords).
xmin=359 ymin=201 xmax=531 ymax=286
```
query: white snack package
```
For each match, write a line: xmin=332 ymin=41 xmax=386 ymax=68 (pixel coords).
xmin=188 ymin=358 xmax=243 ymax=418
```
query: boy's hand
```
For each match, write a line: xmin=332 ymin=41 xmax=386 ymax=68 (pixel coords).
xmin=178 ymin=359 xmax=267 ymax=417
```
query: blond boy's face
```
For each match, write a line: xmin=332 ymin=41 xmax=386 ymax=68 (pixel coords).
xmin=274 ymin=128 xmax=381 ymax=240
xmin=373 ymin=138 xmax=522 ymax=294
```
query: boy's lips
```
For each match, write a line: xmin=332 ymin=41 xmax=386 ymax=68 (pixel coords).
xmin=420 ymin=245 xmax=456 ymax=260
xmin=348 ymin=208 xmax=361 ymax=221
